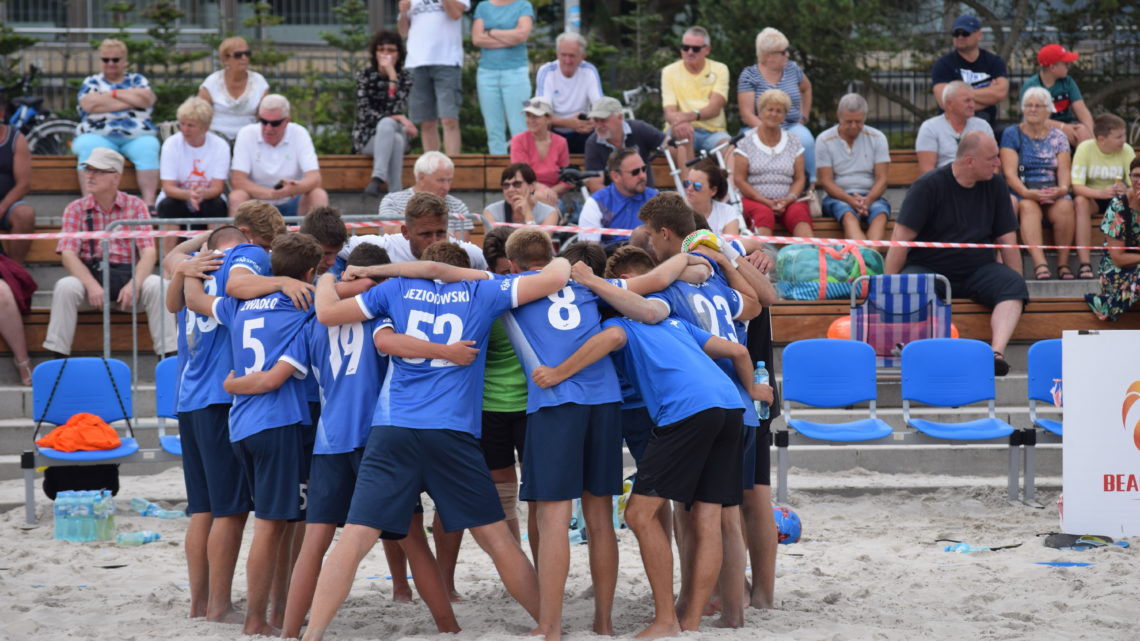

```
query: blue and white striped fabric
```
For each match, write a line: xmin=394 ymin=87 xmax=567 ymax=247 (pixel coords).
xmin=850 ymin=274 xmax=952 ymax=368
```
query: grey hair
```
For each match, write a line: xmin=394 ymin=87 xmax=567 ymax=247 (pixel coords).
xmin=837 ymin=93 xmax=868 ymax=115
xmin=755 ymin=27 xmax=789 ymax=60
xmin=259 ymin=93 xmax=291 ymax=117
xmin=555 ymin=31 xmax=588 ymax=54
xmin=941 ymin=81 xmax=971 ymax=105
xmin=1021 ymin=86 xmax=1056 ymax=114
xmin=414 ymin=151 xmax=454 ymax=179
xmin=685 ymin=26 xmax=710 ymax=47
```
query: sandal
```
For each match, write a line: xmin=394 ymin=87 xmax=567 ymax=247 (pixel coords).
xmin=1057 ymin=265 xmax=1075 ymax=280
xmin=13 ymin=358 xmax=32 ymax=386
xmin=993 ymin=351 xmax=1010 ymax=377
xmin=1077 ymin=263 xmax=1095 ymax=279
xmin=1033 ymin=264 xmax=1052 ymax=280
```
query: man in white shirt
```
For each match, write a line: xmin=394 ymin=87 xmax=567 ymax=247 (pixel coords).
xmin=341 ymin=192 xmax=487 ymax=269
xmin=229 ymin=94 xmax=328 ymax=217
xmin=399 ymin=0 xmax=470 ymax=155
xmin=534 ymin=32 xmax=603 ymax=154
xmin=378 ymin=151 xmax=475 ymax=241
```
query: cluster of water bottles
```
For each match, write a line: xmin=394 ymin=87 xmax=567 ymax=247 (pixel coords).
xmin=53 ymin=490 xmax=117 ymax=542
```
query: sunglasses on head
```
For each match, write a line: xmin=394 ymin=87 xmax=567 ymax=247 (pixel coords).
xmin=502 ymin=179 xmax=526 ymax=189
xmin=259 ymin=117 xmax=287 ymax=127
xmin=230 ymin=50 xmax=252 ymax=58
xmin=952 ymin=30 xmax=972 ymax=37
xmin=680 ymin=44 xmax=705 ymax=53
xmin=101 ymin=57 xmax=121 ymax=63
xmin=682 ymin=180 xmax=704 ymax=192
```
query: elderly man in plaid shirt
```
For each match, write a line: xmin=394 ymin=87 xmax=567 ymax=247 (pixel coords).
xmin=43 ymin=147 xmax=177 ymax=357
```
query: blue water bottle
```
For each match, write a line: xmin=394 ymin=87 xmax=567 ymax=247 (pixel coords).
xmin=117 ymin=530 xmax=161 ymax=546
xmin=753 ymin=361 xmax=770 ymax=420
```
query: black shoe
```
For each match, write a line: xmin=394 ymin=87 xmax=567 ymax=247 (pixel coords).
xmin=364 ymin=177 xmax=388 ymax=198
xmin=993 ymin=351 xmax=1010 ymax=377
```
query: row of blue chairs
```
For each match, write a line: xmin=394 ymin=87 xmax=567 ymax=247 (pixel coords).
xmin=777 ymin=337 xmax=1062 ymax=505
xmin=21 ymin=356 xmax=182 ymax=525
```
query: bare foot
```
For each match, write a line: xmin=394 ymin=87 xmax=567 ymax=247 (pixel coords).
xmin=525 ymin=625 xmax=562 ymax=641
xmin=749 ymin=594 xmax=774 ymax=609
xmin=242 ymin=618 xmax=281 ymax=637
xmin=392 ymin=587 xmax=414 ymax=604
xmin=702 ymin=596 xmax=722 ymax=617
xmin=447 ymin=589 xmax=465 ymax=603
xmin=207 ymin=607 xmax=245 ymax=625
xmin=593 ymin=617 xmax=613 ymax=636
xmin=712 ymin=614 xmax=744 ymax=629
xmin=635 ymin=620 xmax=682 ymax=639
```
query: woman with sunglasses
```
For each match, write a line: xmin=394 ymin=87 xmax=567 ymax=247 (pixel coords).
xmin=736 ymin=27 xmax=815 ymax=187
xmin=198 ymin=37 xmax=269 ymax=142
xmin=354 ymin=31 xmax=416 ymax=198
xmin=685 ymin=159 xmax=739 ymax=236
xmin=481 ymin=163 xmax=559 ymax=229
xmin=73 ymin=38 xmax=160 ymax=207
xmin=510 ymin=97 xmax=569 ymax=206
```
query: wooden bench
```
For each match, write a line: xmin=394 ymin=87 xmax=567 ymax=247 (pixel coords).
xmin=770 ymin=297 xmax=1140 ymax=345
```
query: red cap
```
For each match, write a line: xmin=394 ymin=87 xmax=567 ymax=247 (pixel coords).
xmin=1038 ymin=44 xmax=1079 ymax=67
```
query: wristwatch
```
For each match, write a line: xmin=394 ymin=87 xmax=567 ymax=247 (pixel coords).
xmin=692 ymin=109 xmax=701 ymax=120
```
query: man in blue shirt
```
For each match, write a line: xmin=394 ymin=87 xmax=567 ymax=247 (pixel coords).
xmin=300 ymin=252 xmax=572 ymax=640
xmin=183 ymin=231 xmax=321 ymax=637
xmin=499 ymin=229 xmax=623 ymax=638
xmin=577 ymin=148 xmax=659 ymax=244
xmin=530 ymin=299 xmax=770 ymax=638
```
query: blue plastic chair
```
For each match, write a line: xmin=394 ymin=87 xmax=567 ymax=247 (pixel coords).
xmin=1027 ymin=339 xmax=1062 ymax=437
xmin=777 ymin=339 xmax=893 ymax=502
xmin=901 ymin=338 xmax=1020 ymax=501
xmin=31 ymin=358 xmax=139 ymax=462
xmin=155 ymin=356 xmax=182 ymax=456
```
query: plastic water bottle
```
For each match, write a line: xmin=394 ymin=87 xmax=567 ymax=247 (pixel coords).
xmin=753 ymin=361 xmax=770 ymax=420
xmin=130 ymin=497 xmax=160 ymax=516
xmin=154 ymin=508 xmax=185 ymax=519
xmin=117 ymin=530 xmax=161 ymax=546
xmin=943 ymin=542 xmax=990 ymax=553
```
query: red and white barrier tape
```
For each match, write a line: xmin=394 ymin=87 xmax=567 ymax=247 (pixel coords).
xmin=5 ymin=218 xmax=1134 ymax=252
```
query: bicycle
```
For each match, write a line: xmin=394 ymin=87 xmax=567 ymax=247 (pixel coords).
xmin=554 ymin=165 xmax=603 ymax=252
xmin=3 ymin=65 xmax=78 ymax=155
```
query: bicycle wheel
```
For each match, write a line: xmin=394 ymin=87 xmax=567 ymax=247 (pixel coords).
xmin=28 ymin=119 xmax=78 ymax=155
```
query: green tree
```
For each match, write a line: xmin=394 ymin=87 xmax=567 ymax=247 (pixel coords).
xmin=136 ymin=1 xmax=211 ymax=122
xmin=243 ymin=2 xmax=291 ymax=72
xmin=0 ymin=23 xmax=39 ymax=89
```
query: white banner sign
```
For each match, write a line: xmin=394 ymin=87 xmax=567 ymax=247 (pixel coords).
xmin=1062 ymin=330 xmax=1140 ymax=536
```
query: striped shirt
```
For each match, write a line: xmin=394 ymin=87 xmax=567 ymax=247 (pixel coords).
xmin=737 ymin=61 xmax=805 ymax=128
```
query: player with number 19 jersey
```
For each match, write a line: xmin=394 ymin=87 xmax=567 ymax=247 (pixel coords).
xmin=500 ymin=276 xmax=621 ymax=413
xmin=176 ymin=243 xmax=271 ymax=413
xmin=355 ymin=275 xmax=518 ymax=435
xmin=280 ymin=316 xmax=389 ymax=454
xmin=212 ymin=292 xmax=313 ymax=441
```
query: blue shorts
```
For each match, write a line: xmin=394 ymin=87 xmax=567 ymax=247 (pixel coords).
xmin=821 ymin=195 xmax=891 ymax=224
xmin=692 ymin=128 xmax=732 ymax=154
xmin=232 ymin=424 xmax=306 ymax=521
xmin=179 ymin=404 xmax=251 ymax=517
xmin=307 ymin=448 xmax=364 ymax=525
xmin=0 ymin=200 xmax=29 ymax=231
xmin=621 ymin=406 xmax=655 ymax=464
xmin=73 ymin=133 xmax=160 ymax=170
xmin=740 ymin=425 xmax=757 ymax=491
xmin=521 ymin=402 xmax=623 ymax=501
xmin=348 ymin=426 xmax=504 ymax=536
xmin=273 ymin=195 xmax=303 ymax=218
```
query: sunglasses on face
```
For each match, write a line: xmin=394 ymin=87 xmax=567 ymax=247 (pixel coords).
xmin=682 ymin=180 xmax=704 ymax=192
xmin=1130 ymin=173 xmax=1140 ymax=181
xmin=623 ymin=166 xmax=646 ymax=177
xmin=952 ymin=30 xmax=972 ymax=38
xmin=259 ymin=117 xmax=287 ymax=127
xmin=773 ymin=49 xmax=790 ymax=56
xmin=502 ymin=179 xmax=526 ymax=189
xmin=101 ymin=57 xmax=121 ymax=63
xmin=680 ymin=44 xmax=705 ymax=53
xmin=230 ymin=50 xmax=252 ymax=59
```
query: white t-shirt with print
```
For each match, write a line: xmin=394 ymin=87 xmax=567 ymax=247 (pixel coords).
xmin=404 ymin=0 xmax=471 ymax=68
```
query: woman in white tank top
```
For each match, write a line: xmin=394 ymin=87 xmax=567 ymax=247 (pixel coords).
xmin=197 ymin=37 xmax=269 ymax=142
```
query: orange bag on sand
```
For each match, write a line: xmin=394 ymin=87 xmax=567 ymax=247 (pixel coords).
xmin=35 ymin=413 xmax=122 ymax=452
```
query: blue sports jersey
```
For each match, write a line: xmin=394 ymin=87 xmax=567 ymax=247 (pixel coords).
xmin=501 ymin=275 xmax=621 ymax=414
xmin=355 ymin=275 xmax=518 ymax=436
xmin=176 ymin=243 xmax=271 ymax=413
xmin=604 ymin=317 xmax=745 ymax=426
xmin=281 ymin=316 xmax=389 ymax=455
xmin=212 ymin=291 xmax=313 ymax=441
xmin=647 ymin=263 xmax=758 ymax=427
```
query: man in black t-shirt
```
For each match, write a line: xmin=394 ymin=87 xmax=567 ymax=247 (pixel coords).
xmin=931 ymin=15 xmax=1009 ymax=126
xmin=885 ymin=131 xmax=1026 ymax=376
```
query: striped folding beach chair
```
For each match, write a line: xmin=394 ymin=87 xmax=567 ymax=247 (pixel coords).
xmin=850 ymin=273 xmax=953 ymax=369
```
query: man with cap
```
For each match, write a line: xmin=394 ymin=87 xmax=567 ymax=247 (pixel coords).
xmin=1021 ymin=43 xmax=1094 ymax=147
xmin=931 ymin=15 xmax=1009 ymax=127
xmin=534 ymin=31 xmax=604 ymax=154
xmin=583 ymin=97 xmax=666 ymax=193
xmin=43 ymin=147 xmax=177 ymax=357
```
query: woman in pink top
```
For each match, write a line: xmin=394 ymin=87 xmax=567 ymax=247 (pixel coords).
xmin=510 ymin=97 xmax=569 ymax=205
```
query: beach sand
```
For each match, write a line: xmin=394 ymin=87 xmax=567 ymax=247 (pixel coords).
xmin=0 ymin=467 xmax=1132 ymax=641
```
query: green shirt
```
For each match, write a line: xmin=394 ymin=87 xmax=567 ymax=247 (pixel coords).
xmin=1020 ymin=74 xmax=1083 ymax=124
xmin=482 ymin=320 xmax=528 ymax=412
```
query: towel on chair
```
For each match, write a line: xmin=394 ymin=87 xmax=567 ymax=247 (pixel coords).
xmin=36 ymin=413 xmax=122 ymax=451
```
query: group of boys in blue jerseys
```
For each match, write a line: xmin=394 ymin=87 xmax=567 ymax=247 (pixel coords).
xmin=165 ymin=189 xmax=776 ymax=641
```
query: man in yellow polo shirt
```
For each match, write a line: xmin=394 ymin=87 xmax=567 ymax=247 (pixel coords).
xmin=661 ymin=26 xmax=731 ymax=177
